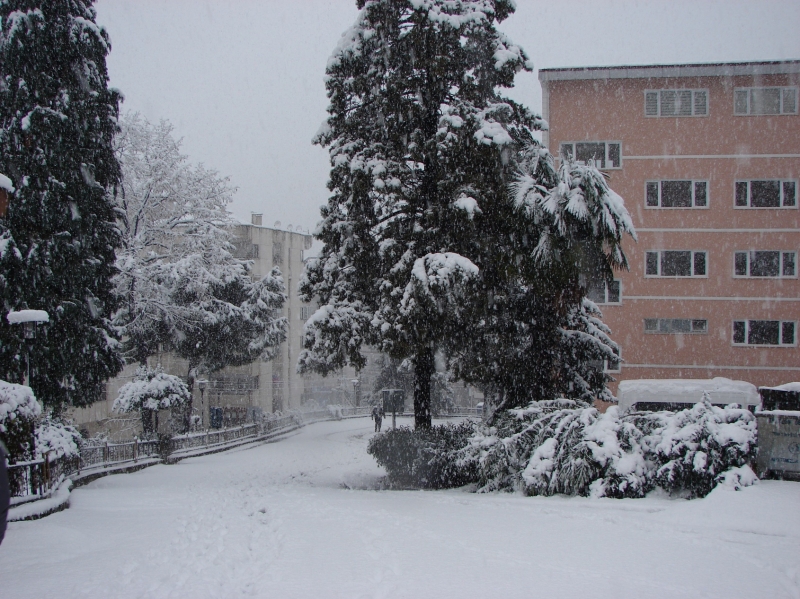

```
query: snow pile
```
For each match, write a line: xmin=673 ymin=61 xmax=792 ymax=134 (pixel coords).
xmin=113 ymin=366 xmax=191 ymax=413
xmin=34 ymin=418 xmax=80 ymax=459
xmin=0 ymin=172 xmax=14 ymax=192
xmin=327 ymin=404 xmax=345 ymax=420
xmin=6 ymin=309 xmax=49 ymax=324
xmin=467 ymin=397 xmax=757 ymax=498
xmin=0 ymin=380 xmax=41 ymax=433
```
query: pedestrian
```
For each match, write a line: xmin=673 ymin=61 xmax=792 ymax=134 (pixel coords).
xmin=0 ymin=439 xmax=9 ymax=545
xmin=372 ymin=405 xmax=383 ymax=433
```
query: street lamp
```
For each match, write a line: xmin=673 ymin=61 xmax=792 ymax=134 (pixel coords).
xmin=197 ymin=379 xmax=208 ymax=428
xmin=7 ymin=309 xmax=49 ymax=385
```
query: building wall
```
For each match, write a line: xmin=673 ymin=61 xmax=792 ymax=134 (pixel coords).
xmin=541 ymin=62 xmax=800 ymax=393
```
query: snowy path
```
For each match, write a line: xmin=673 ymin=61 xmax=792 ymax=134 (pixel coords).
xmin=1 ymin=417 xmax=799 ymax=599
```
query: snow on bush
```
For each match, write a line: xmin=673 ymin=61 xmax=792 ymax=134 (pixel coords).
xmin=327 ymin=404 xmax=345 ymax=420
xmin=35 ymin=418 xmax=80 ymax=459
xmin=0 ymin=379 xmax=40 ymax=432
xmin=113 ymin=366 xmax=191 ymax=413
xmin=467 ymin=396 xmax=757 ymax=499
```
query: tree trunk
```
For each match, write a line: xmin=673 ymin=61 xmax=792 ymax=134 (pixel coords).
xmin=413 ymin=347 xmax=434 ymax=429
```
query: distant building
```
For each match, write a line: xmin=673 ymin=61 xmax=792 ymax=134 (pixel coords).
xmin=72 ymin=215 xmax=316 ymax=437
xmin=539 ymin=60 xmax=800 ymax=393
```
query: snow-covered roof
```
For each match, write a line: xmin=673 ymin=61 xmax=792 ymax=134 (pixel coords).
xmin=539 ymin=60 xmax=800 ymax=82
xmin=760 ymin=382 xmax=800 ymax=393
xmin=7 ymin=309 xmax=49 ymax=324
xmin=617 ymin=377 xmax=759 ymax=413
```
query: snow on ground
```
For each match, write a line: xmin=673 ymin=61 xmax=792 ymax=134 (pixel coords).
xmin=1 ymin=417 xmax=799 ymax=599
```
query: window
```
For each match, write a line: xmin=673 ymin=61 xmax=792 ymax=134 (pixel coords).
xmin=272 ymin=242 xmax=283 ymax=266
xmin=733 ymin=251 xmax=796 ymax=278
xmin=586 ymin=279 xmax=621 ymax=304
xmin=645 ymin=250 xmax=707 ymax=277
xmin=646 ymin=180 xmax=708 ymax=208
xmin=644 ymin=318 xmax=707 ymax=334
xmin=588 ymin=356 xmax=621 ymax=373
xmin=734 ymin=180 xmax=796 ymax=208
xmin=559 ymin=141 xmax=622 ymax=169
xmin=300 ymin=306 xmax=311 ymax=320
xmin=734 ymin=87 xmax=798 ymax=115
xmin=645 ymin=89 xmax=708 ymax=117
xmin=732 ymin=320 xmax=796 ymax=346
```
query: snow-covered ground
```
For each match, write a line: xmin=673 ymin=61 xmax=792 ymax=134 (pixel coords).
xmin=1 ymin=417 xmax=799 ymax=599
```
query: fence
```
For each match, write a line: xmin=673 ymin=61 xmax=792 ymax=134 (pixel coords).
xmin=7 ymin=405 xmax=478 ymax=501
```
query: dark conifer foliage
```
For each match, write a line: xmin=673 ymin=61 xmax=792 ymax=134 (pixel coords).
xmin=301 ymin=0 xmax=539 ymax=428
xmin=0 ymin=1 xmax=123 ymax=411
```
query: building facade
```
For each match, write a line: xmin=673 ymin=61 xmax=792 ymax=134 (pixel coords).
xmin=539 ymin=61 xmax=800 ymax=393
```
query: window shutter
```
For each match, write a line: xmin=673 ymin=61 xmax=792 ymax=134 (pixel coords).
xmin=607 ymin=143 xmax=621 ymax=168
xmin=783 ymin=252 xmax=796 ymax=277
xmin=783 ymin=88 xmax=797 ymax=114
xmin=646 ymin=252 xmax=659 ymax=275
xmin=693 ymin=91 xmax=707 ymax=115
xmin=694 ymin=181 xmax=707 ymax=206
xmin=645 ymin=92 xmax=658 ymax=116
xmin=732 ymin=321 xmax=746 ymax=344
xmin=660 ymin=90 xmax=677 ymax=116
xmin=677 ymin=90 xmax=692 ymax=116
xmin=734 ymin=252 xmax=747 ymax=276
xmin=782 ymin=322 xmax=796 ymax=345
xmin=783 ymin=181 xmax=796 ymax=207
xmin=693 ymin=252 xmax=706 ymax=276
xmin=734 ymin=90 xmax=749 ymax=114
xmin=646 ymin=182 xmax=659 ymax=206
xmin=735 ymin=181 xmax=748 ymax=206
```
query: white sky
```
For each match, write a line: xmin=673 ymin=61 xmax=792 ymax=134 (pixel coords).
xmin=95 ymin=0 xmax=800 ymax=232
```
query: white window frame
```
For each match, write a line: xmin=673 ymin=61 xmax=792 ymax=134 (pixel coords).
xmin=644 ymin=89 xmax=709 ymax=117
xmin=734 ymin=179 xmax=797 ymax=209
xmin=733 ymin=250 xmax=797 ymax=279
xmin=645 ymin=180 xmax=709 ymax=209
xmin=733 ymin=86 xmax=798 ymax=116
xmin=559 ymin=141 xmax=622 ymax=170
xmin=732 ymin=319 xmax=797 ymax=347
xmin=586 ymin=279 xmax=622 ymax=305
xmin=300 ymin=306 xmax=311 ymax=320
xmin=645 ymin=250 xmax=708 ymax=278
xmin=644 ymin=318 xmax=708 ymax=334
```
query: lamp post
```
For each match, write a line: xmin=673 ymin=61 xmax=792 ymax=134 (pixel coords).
xmin=197 ymin=379 xmax=208 ymax=428
xmin=7 ymin=310 xmax=49 ymax=386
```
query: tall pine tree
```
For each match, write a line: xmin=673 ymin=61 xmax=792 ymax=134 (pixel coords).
xmin=300 ymin=0 xmax=539 ymax=428
xmin=0 ymin=1 xmax=123 ymax=412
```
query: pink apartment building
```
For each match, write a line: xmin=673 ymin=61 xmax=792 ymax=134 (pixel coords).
xmin=539 ymin=61 xmax=800 ymax=394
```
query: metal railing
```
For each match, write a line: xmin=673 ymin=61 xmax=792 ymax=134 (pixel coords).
xmin=7 ymin=404 xmax=462 ymax=501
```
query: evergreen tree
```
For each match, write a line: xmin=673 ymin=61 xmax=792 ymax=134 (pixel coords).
xmin=0 ymin=1 xmax=123 ymax=412
xmin=300 ymin=0 xmax=539 ymax=428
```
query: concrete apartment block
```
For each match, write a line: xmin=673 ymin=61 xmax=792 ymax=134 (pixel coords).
xmin=539 ymin=61 xmax=800 ymax=393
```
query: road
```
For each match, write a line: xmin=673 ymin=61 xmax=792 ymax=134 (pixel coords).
xmin=1 ymin=416 xmax=799 ymax=598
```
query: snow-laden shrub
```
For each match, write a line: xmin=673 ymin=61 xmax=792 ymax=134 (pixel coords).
xmin=367 ymin=422 xmax=478 ymax=489
xmin=327 ymin=404 xmax=344 ymax=420
xmin=647 ymin=400 xmax=757 ymax=498
xmin=0 ymin=380 xmax=41 ymax=461
xmin=113 ymin=366 xmax=191 ymax=413
xmin=465 ymin=397 xmax=756 ymax=499
xmin=34 ymin=417 xmax=81 ymax=459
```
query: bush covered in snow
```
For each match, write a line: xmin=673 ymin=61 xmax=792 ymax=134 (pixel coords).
xmin=34 ymin=417 xmax=81 ymax=459
xmin=113 ymin=366 xmax=191 ymax=413
xmin=466 ymin=397 xmax=757 ymax=499
xmin=369 ymin=398 xmax=757 ymax=498
xmin=0 ymin=380 xmax=41 ymax=460
xmin=367 ymin=421 xmax=478 ymax=489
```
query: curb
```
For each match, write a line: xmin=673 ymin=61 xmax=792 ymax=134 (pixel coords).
xmin=9 ymin=479 xmax=72 ymax=522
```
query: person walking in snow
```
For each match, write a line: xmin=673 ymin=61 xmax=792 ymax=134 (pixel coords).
xmin=372 ymin=405 xmax=384 ymax=432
